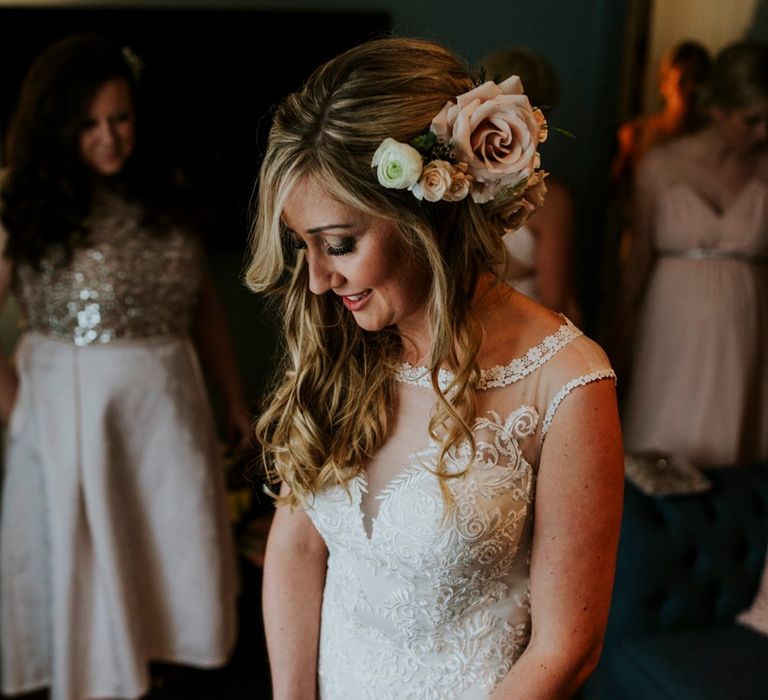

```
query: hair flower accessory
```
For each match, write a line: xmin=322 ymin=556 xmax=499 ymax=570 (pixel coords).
xmin=492 ymin=170 xmax=549 ymax=234
xmin=431 ymin=75 xmax=547 ymax=200
xmin=371 ymin=138 xmax=423 ymax=190
xmin=371 ymin=74 xmax=548 ymax=229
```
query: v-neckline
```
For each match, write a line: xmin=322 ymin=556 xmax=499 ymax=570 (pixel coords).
xmin=677 ymin=179 xmax=760 ymax=220
xmin=355 ymin=445 xmax=438 ymax=542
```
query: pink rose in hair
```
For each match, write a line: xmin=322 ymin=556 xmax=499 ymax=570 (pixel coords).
xmin=431 ymin=76 xmax=544 ymax=192
xmin=492 ymin=170 xmax=549 ymax=233
xmin=443 ymin=162 xmax=473 ymax=202
xmin=522 ymin=170 xmax=548 ymax=209
xmin=410 ymin=160 xmax=454 ymax=201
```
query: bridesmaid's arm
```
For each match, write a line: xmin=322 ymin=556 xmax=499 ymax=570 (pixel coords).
xmin=191 ymin=265 xmax=251 ymax=450
xmin=263 ymin=483 xmax=328 ymax=700
xmin=0 ymin=228 xmax=18 ymax=424
xmin=489 ymin=379 xmax=624 ymax=699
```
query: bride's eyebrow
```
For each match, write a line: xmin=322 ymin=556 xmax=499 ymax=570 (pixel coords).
xmin=306 ymin=224 xmax=354 ymax=234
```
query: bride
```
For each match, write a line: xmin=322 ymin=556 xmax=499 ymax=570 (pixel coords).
xmin=248 ymin=37 xmax=623 ymax=699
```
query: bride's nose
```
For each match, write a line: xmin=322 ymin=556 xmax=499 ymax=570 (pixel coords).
xmin=307 ymin=253 xmax=345 ymax=295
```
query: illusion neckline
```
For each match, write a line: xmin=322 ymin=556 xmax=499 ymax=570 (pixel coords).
xmin=395 ymin=315 xmax=582 ymax=391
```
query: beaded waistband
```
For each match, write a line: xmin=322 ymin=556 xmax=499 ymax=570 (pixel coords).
xmin=20 ymin=321 xmax=190 ymax=347
xmin=657 ymin=247 xmax=768 ymax=264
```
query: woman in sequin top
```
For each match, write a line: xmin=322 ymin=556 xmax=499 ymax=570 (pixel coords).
xmin=0 ymin=34 xmax=246 ymax=700
xmin=248 ymin=38 xmax=624 ymax=700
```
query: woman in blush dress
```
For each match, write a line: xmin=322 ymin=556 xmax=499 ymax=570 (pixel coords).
xmin=248 ymin=37 xmax=624 ymax=699
xmin=620 ymin=40 xmax=768 ymax=466
xmin=0 ymin=34 xmax=245 ymax=700
xmin=605 ymin=41 xmax=711 ymax=360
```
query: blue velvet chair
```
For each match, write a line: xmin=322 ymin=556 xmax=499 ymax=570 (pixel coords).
xmin=583 ymin=461 xmax=768 ymax=699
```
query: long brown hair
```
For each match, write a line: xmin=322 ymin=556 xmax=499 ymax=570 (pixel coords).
xmin=1 ymin=33 xmax=190 ymax=267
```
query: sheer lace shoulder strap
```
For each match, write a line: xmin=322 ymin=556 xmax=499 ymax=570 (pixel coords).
xmin=479 ymin=317 xmax=582 ymax=390
xmin=541 ymin=370 xmax=616 ymax=438
xmin=540 ymin=335 xmax=616 ymax=440
xmin=394 ymin=317 xmax=583 ymax=391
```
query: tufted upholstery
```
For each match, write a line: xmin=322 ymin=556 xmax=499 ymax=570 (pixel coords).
xmin=582 ymin=461 xmax=768 ymax=699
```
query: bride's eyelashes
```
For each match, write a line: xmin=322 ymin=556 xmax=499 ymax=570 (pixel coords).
xmin=326 ymin=238 xmax=356 ymax=256
xmin=285 ymin=232 xmax=357 ymax=256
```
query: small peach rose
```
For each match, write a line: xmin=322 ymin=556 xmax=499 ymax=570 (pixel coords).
xmin=496 ymin=197 xmax=536 ymax=233
xmin=443 ymin=162 xmax=473 ymax=202
xmin=410 ymin=159 xmax=454 ymax=202
xmin=523 ymin=171 xmax=548 ymax=209
xmin=492 ymin=170 xmax=549 ymax=232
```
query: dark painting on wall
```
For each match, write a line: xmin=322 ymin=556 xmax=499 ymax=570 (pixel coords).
xmin=0 ymin=6 xmax=391 ymax=253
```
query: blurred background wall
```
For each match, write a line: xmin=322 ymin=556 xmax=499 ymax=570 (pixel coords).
xmin=643 ymin=0 xmax=761 ymax=114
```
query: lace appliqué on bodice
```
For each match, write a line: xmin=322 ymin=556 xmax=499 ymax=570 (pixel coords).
xmin=308 ymin=405 xmax=539 ymax=699
xmin=308 ymin=319 xmax=616 ymax=698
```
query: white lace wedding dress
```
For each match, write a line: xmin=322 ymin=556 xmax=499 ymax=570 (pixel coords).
xmin=306 ymin=317 xmax=615 ymax=699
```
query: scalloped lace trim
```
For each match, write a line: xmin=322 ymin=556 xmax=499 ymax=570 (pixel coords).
xmin=540 ymin=370 xmax=617 ymax=438
xmin=395 ymin=317 xmax=582 ymax=391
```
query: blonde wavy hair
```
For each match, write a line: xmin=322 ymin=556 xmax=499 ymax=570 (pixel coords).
xmin=246 ymin=37 xmax=519 ymax=508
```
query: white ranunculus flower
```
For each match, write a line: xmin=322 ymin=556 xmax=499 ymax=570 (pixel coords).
xmin=371 ymin=138 xmax=423 ymax=190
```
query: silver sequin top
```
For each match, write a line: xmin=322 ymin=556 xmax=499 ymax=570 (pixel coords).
xmin=13 ymin=189 xmax=204 ymax=345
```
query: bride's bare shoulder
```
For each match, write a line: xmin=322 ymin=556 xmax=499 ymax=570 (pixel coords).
xmin=475 ymin=283 xmax=569 ymax=368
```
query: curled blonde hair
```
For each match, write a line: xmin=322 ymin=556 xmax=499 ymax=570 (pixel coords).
xmin=246 ymin=38 xmax=512 ymax=508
